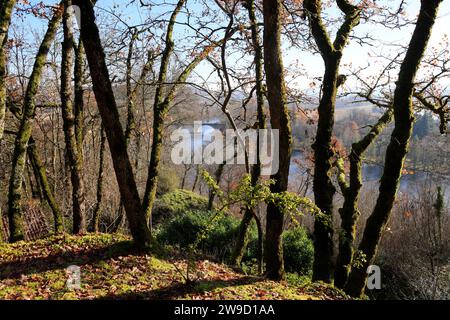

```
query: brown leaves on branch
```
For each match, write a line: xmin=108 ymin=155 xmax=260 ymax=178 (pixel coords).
xmin=15 ymin=1 xmax=48 ymax=18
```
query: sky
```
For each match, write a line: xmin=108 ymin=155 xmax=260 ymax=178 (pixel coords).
xmin=12 ymin=0 xmax=450 ymax=92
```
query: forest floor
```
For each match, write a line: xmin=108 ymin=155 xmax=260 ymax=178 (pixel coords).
xmin=0 ymin=234 xmax=349 ymax=300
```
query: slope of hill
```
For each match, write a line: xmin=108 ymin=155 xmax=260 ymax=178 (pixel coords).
xmin=0 ymin=234 xmax=349 ymax=300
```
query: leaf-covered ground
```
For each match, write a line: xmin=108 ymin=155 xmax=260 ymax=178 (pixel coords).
xmin=0 ymin=234 xmax=349 ymax=300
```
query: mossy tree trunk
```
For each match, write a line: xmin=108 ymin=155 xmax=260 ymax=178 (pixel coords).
xmin=124 ymin=31 xmax=154 ymax=150
xmin=0 ymin=0 xmax=16 ymax=141
xmin=142 ymin=0 xmax=219 ymax=231
xmin=345 ymin=0 xmax=443 ymax=298
xmin=232 ymin=0 xmax=266 ymax=271
xmin=208 ymin=163 xmax=225 ymax=211
xmin=191 ymin=165 xmax=200 ymax=192
xmin=141 ymin=0 xmax=186 ymax=231
xmin=7 ymin=8 xmax=62 ymax=242
xmin=28 ymin=137 xmax=64 ymax=233
xmin=334 ymin=109 xmax=393 ymax=289
xmin=255 ymin=215 xmax=264 ymax=275
xmin=92 ymin=125 xmax=106 ymax=233
xmin=6 ymin=104 xmax=64 ymax=235
xmin=74 ymin=38 xmax=84 ymax=157
xmin=232 ymin=207 xmax=253 ymax=267
xmin=27 ymin=155 xmax=41 ymax=201
xmin=74 ymin=0 xmax=152 ymax=248
xmin=61 ymin=0 xmax=86 ymax=234
xmin=0 ymin=204 xmax=3 ymax=242
xmin=125 ymin=29 xmax=138 ymax=148
xmin=303 ymin=0 xmax=361 ymax=283
xmin=115 ymin=31 xmax=154 ymax=226
xmin=0 ymin=0 xmax=17 ymax=242
xmin=0 ymin=0 xmax=16 ymax=242
xmin=263 ymin=0 xmax=292 ymax=281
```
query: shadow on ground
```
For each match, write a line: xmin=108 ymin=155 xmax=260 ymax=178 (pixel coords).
xmin=0 ymin=240 xmax=135 ymax=280
xmin=99 ymin=276 xmax=263 ymax=300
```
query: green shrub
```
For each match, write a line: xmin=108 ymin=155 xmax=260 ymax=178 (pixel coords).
xmin=152 ymin=189 xmax=208 ymax=225
xmin=156 ymin=208 xmax=313 ymax=275
xmin=157 ymin=167 xmax=181 ymax=196
xmin=242 ymin=227 xmax=313 ymax=276
xmin=156 ymin=210 xmax=257 ymax=262
xmin=156 ymin=210 xmax=209 ymax=247
xmin=282 ymin=227 xmax=314 ymax=276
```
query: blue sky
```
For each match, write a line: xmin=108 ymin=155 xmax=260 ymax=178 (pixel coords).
xmin=13 ymin=0 xmax=450 ymax=91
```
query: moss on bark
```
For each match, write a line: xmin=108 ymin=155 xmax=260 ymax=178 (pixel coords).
xmin=334 ymin=109 xmax=393 ymax=289
xmin=61 ymin=0 xmax=86 ymax=234
xmin=74 ymin=0 xmax=151 ymax=248
xmin=231 ymin=0 xmax=267 ymax=270
xmin=0 ymin=0 xmax=17 ymax=140
xmin=28 ymin=137 xmax=64 ymax=233
xmin=74 ymin=38 xmax=84 ymax=157
xmin=0 ymin=0 xmax=17 ymax=242
xmin=7 ymin=8 xmax=62 ymax=242
xmin=303 ymin=0 xmax=361 ymax=283
xmin=142 ymin=0 xmax=219 ymax=232
xmin=263 ymin=0 xmax=293 ymax=281
xmin=344 ymin=0 xmax=443 ymax=298
xmin=92 ymin=125 xmax=106 ymax=233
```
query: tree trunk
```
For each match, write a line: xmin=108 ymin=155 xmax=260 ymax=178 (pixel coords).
xmin=116 ymin=31 xmax=153 ymax=228
xmin=231 ymin=0 xmax=267 ymax=269
xmin=7 ymin=8 xmax=62 ymax=242
xmin=0 ymin=208 xmax=3 ymax=242
xmin=92 ymin=125 xmax=106 ymax=233
xmin=125 ymin=29 xmax=138 ymax=148
xmin=191 ymin=165 xmax=200 ymax=193
xmin=181 ymin=168 xmax=188 ymax=190
xmin=27 ymin=157 xmax=41 ymax=201
xmin=0 ymin=0 xmax=17 ymax=243
xmin=232 ymin=208 xmax=253 ymax=266
xmin=208 ymin=163 xmax=225 ymax=210
xmin=311 ymin=56 xmax=339 ymax=283
xmin=263 ymin=0 xmax=292 ymax=281
xmin=125 ymin=33 xmax=154 ymax=150
xmin=141 ymin=0 xmax=216 ymax=231
xmin=61 ymin=0 xmax=86 ymax=234
xmin=345 ymin=0 xmax=443 ymax=298
xmin=142 ymin=0 xmax=186 ymax=232
xmin=0 ymin=0 xmax=16 ymax=140
xmin=334 ymin=109 xmax=393 ymax=289
xmin=303 ymin=0 xmax=361 ymax=283
xmin=28 ymin=137 xmax=64 ymax=233
xmin=74 ymin=0 xmax=152 ymax=248
xmin=74 ymin=38 xmax=84 ymax=157
xmin=255 ymin=215 xmax=264 ymax=275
